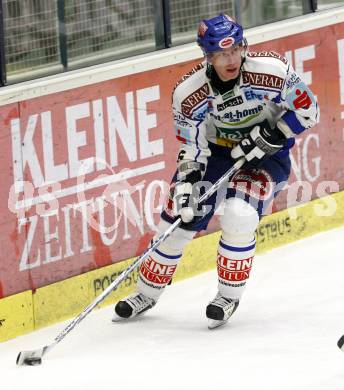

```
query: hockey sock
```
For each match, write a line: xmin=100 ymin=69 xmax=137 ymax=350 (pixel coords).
xmin=216 ymin=236 xmax=256 ymax=300
xmin=137 ymin=245 xmax=182 ymax=300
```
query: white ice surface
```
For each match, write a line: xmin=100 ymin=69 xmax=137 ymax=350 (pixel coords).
xmin=1 ymin=226 xmax=344 ymax=390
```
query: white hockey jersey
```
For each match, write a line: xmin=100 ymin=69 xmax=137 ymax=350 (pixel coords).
xmin=172 ymin=51 xmax=320 ymax=166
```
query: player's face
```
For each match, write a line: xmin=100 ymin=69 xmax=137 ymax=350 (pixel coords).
xmin=208 ymin=45 xmax=244 ymax=81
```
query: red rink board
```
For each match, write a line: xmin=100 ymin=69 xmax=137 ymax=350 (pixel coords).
xmin=0 ymin=22 xmax=343 ymax=297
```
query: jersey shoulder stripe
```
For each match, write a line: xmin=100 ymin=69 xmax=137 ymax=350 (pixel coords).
xmin=242 ymin=53 xmax=289 ymax=91
xmin=247 ymin=51 xmax=288 ymax=65
xmin=244 ymin=52 xmax=289 ymax=79
xmin=172 ymin=62 xmax=208 ymax=98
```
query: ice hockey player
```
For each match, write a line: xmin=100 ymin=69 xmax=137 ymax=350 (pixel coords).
xmin=113 ymin=13 xmax=319 ymax=328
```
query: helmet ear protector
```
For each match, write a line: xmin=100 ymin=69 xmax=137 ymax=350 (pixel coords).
xmin=197 ymin=13 xmax=247 ymax=56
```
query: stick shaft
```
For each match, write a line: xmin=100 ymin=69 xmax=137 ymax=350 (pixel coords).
xmin=28 ymin=158 xmax=245 ymax=358
xmin=53 ymin=218 xmax=181 ymax=345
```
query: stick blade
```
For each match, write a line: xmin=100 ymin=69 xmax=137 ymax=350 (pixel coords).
xmin=338 ymin=335 xmax=344 ymax=351
xmin=16 ymin=348 xmax=44 ymax=366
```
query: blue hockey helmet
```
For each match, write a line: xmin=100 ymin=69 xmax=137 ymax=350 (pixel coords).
xmin=197 ymin=13 xmax=244 ymax=54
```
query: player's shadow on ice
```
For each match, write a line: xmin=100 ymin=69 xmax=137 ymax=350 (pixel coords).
xmin=112 ymin=313 xmax=245 ymax=334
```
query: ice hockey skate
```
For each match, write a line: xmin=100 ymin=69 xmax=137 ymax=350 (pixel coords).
xmin=112 ymin=292 xmax=156 ymax=322
xmin=206 ymin=293 xmax=239 ymax=329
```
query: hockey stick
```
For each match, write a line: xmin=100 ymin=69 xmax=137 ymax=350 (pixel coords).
xmin=16 ymin=158 xmax=245 ymax=366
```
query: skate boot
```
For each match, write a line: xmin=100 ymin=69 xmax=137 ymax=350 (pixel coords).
xmin=206 ymin=292 xmax=239 ymax=329
xmin=112 ymin=292 xmax=156 ymax=322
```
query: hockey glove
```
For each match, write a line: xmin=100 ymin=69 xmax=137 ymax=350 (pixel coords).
xmin=173 ymin=162 xmax=204 ymax=225
xmin=231 ymin=125 xmax=286 ymax=169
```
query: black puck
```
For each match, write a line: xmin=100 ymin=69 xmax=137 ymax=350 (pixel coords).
xmin=337 ymin=335 xmax=344 ymax=350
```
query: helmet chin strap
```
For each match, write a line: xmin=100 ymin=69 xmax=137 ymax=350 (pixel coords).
xmin=241 ymin=37 xmax=249 ymax=56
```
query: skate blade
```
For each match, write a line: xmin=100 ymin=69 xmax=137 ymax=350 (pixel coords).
xmin=208 ymin=319 xmax=228 ymax=330
xmin=111 ymin=311 xmax=145 ymax=322
xmin=111 ymin=313 xmax=129 ymax=322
